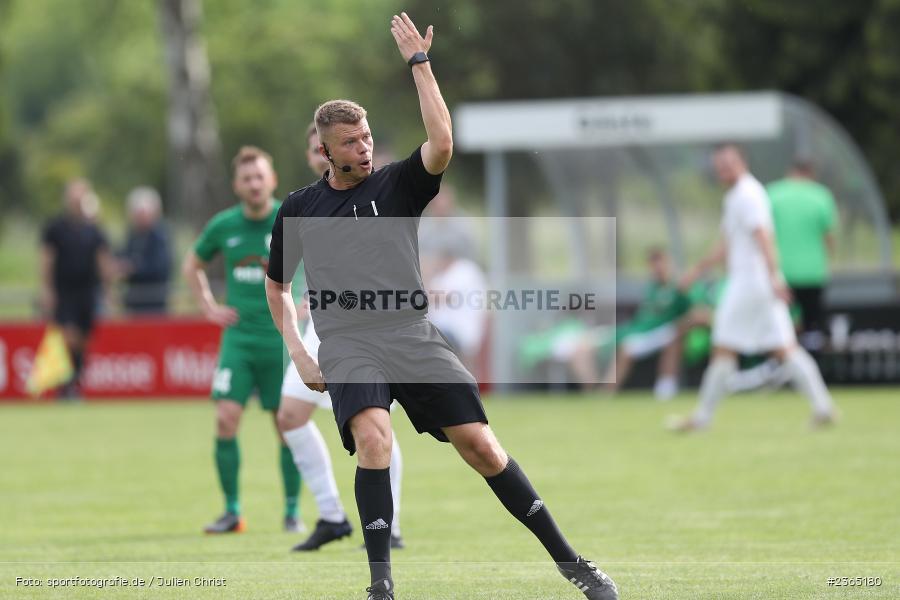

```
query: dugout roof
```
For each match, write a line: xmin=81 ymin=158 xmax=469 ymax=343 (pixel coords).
xmin=455 ymin=91 xmax=893 ymax=277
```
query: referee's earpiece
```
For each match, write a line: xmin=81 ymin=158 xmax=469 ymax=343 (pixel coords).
xmin=322 ymin=143 xmax=352 ymax=173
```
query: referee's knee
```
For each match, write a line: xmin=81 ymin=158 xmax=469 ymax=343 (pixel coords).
xmin=350 ymin=411 xmax=392 ymax=466
xmin=354 ymin=431 xmax=392 ymax=466
xmin=456 ymin=426 xmax=507 ymax=475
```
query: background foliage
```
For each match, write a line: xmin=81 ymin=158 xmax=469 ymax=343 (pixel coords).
xmin=1 ymin=0 xmax=899 ymax=223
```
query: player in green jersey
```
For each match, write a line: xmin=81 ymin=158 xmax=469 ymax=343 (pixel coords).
xmin=767 ymin=160 xmax=837 ymax=351
xmin=183 ymin=146 xmax=302 ymax=534
xmin=569 ymin=248 xmax=711 ymax=398
xmin=603 ymin=248 xmax=693 ymax=398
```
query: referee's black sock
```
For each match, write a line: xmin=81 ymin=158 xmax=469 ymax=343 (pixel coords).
xmin=355 ymin=466 xmax=393 ymax=584
xmin=485 ymin=457 xmax=578 ymax=564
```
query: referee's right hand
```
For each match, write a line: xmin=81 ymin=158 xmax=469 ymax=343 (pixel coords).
xmin=292 ymin=352 xmax=327 ymax=393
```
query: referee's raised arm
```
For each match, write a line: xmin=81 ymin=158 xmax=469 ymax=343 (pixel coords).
xmin=391 ymin=12 xmax=452 ymax=175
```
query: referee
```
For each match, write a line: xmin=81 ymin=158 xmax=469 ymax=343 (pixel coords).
xmin=265 ymin=13 xmax=617 ymax=600
xmin=40 ymin=179 xmax=113 ymax=398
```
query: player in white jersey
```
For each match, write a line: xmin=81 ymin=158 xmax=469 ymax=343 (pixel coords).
xmin=671 ymin=144 xmax=836 ymax=431
xmin=276 ymin=124 xmax=405 ymax=550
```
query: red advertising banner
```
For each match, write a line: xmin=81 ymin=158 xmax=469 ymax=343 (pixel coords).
xmin=0 ymin=319 xmax=221 ymax=400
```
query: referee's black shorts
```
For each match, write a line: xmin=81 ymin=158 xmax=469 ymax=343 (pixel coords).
xmin=318 ymin=319 xmax=487 ymax=455
xmin=54 ymin=287 xmax=99 ymax=334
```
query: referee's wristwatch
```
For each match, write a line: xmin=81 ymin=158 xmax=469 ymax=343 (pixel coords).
xmin=407 ymin=51 xmax=430 ymax=67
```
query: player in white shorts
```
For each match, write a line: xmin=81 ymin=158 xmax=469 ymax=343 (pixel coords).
xmin=274 ymin=123 xmax=405 ymax=551
xmin=671 ymin=143 xmax=836 ymax=431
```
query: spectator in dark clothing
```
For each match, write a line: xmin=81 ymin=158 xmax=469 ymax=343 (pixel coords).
xmin=118 ymin=187 xmax=172 ymax=314
xmin=40 ymin=179 xmax=115 ymax=397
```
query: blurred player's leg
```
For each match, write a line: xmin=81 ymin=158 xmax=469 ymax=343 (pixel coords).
xmin=727 ymin=358 xmax=783 ymax=392
xmin=206 ymin=399 xmax=245 ymax=533
xmin=779 ymin=346 xmax=836 ymax=425
xmin=694 ymin=352 xmax=738 ymax=425
xmin=59 ymin=323 xmax=87 ymax=398
xmin=283 ymin=420 xmax=346 ymax=518
xmin=278 ymin=385 xmax=352 ymax=550
xmin=611 ymin=325 xmax=679 ymax=397
xmin=792 ymin=286 xmax=826 ymax=354
xmin=388 ymin=435 xmax=404 ymax=546
xmin=205 ymin=340 xmax=260 ymax=533
xmin=280 ymin=319 xmax=358 ymax=549
xmin=603 ymin=349 xmax=632 ymax=393
xmin=569 ymin=336 xmax=603 ymax=390
xmin=281 ymin=442 xmax=302 ymax=528
xmin=278 ymin=439 xmax=303 ymax=532
xmin=655 ymin=337 xmax=682 ymax=401
xmin=256 ymin=347 xmax=304 ymax=531
xmin=671 ymin=350 xmax=737 ymax=431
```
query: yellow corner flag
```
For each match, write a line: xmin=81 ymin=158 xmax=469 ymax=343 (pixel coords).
xmin=26 ymin=325 xmax=74 ymax=397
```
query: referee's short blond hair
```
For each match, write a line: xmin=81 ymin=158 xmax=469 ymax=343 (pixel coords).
xmin=314 ymin=100 xmax=367 ymax=139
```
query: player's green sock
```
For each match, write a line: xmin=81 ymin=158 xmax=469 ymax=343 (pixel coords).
xmin=280 ymin=444 xmax=301 ymax=518
xmin=215 ymin=437 xmax=240 ymax=515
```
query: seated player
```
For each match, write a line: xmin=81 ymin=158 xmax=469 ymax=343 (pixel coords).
xmin=570 ymin=248 xmax=707 ymax=399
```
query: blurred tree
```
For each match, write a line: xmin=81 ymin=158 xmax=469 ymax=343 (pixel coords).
xmin=398 ymin=1 xmax=711 ymax=101
xmin=1 ymin=0 xmax=897 ymax=226
xmin=708 ymin=0 xmax=900 ymax=219
xmin=200 ymin=0 xmax=393 ymax=192
xmin=376 ymin=0 xmax=716 ymax=212
xmin=0 ymin=0 xmax=24 ymax=222
xmin=158 ymin=0 xmax=227 ymax=226
xmin=2 ymin=0 xmax=167 ymax=218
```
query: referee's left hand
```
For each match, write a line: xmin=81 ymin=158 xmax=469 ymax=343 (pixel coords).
xmin=390 ymin=12 xmax=432 ymax=62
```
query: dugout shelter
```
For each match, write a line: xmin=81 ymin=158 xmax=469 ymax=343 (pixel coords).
xmin=454 ymin=92 xmax=896 ymax=387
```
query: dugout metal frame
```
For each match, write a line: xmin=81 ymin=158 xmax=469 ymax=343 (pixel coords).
xmin=455 ymin=92 xmax=895 ymax=388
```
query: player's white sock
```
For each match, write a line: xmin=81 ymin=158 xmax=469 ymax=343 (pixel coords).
xmin=783 ymin=347 xmax=834 ymax=416
xmin=282 ymin=423 xmax=346 ymax=523
xmin=389 ymin=435 xmax=402 ymax=536
xmin=693 ymin=356 xmax=737 ymax=426
xmin=728 ymin=358 xmax=779 ymax=392
xmin=653 ymin=375 xmax=678 ymax=401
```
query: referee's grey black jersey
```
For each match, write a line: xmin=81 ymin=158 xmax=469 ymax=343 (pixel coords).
xmin=267 ymin=145 xmax=443 ymax=339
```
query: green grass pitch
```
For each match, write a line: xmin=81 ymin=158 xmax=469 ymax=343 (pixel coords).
xmin=1 ymin=389 xmax=898 ymax=599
